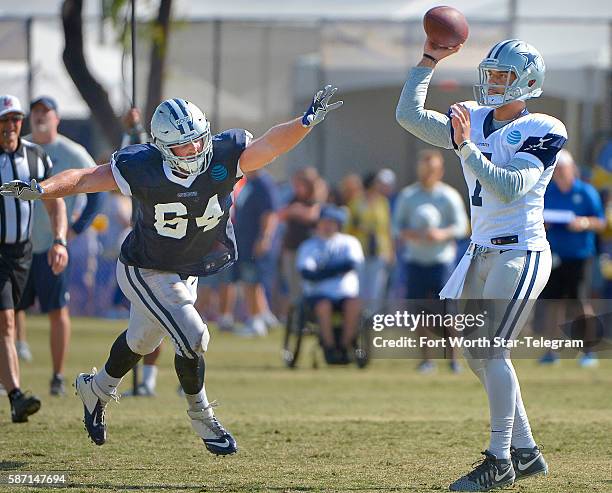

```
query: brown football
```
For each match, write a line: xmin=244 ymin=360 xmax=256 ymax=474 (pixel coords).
xmin=423 ymin=6 xmax=469 ymax=48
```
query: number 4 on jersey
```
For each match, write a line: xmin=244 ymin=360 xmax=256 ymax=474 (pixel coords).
xmin=471 ymin=152 xmax=492 ymax=207
xmin=154 ymin=194 xmax=224 ymax=239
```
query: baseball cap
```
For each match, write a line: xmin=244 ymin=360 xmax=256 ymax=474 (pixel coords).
xmin=377 ymin=168 xmax=397 ymax=186
xmin=30 ymin=96 xmax=58 ymax=113
xmin=0 ymin=95 xmax=25 ymax=118
xmin=319 ymin=204 xmax=348 ymax=227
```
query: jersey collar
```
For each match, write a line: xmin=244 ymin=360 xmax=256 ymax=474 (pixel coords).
xmin=483 ymin=107 xmax=530 ymax=139
xmin=162 ymin=160 xmax=198 ymax=188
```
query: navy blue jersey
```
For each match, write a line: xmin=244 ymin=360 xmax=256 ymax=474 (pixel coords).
xmin=110 ymin=129 xmax=250 ymax=275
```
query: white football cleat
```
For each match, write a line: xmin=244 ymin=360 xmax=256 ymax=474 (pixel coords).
xmin=188 ymin=402 xmax=237 ymax=455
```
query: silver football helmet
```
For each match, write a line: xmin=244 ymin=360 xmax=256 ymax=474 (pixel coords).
xmin=474 ymin=39 xmax=545 ymax=107
xmin=150 ymin=98 xmax=213 ymax=176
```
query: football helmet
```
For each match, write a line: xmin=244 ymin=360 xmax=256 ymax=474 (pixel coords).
xmin=150 ymin=98 xmax=213 ymax=176
xmin=474 ymin=39 xmax=545 ymax=107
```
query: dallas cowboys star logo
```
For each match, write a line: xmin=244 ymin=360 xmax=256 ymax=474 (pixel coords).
xmin=518 ymin=51 xmax=539 ymax=71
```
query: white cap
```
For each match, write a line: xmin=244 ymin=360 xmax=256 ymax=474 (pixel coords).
xmin=377 ymin=168 xmax=396 ymax=186
xmin=0 ymin=95 xmax=25 ymax=118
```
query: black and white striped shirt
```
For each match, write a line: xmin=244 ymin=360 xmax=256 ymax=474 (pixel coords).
xmin=0 ymin=139 xmax=52 ymax=244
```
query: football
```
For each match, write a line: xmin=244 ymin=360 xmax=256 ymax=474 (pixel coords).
xmin=423 ymin=5 xmax=469 ymax=48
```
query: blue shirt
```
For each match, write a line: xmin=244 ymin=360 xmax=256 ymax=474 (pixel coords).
xmin=544 ymin=179 xmax=604 ymax=259
xmin=235 ymin=171 xmax=279 ymax=259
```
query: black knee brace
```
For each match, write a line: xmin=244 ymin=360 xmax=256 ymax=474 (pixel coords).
xmin=174 ymin=353 xmax=205 ymax=394
xmin=104 ymin=331 xmax=143 ymax=378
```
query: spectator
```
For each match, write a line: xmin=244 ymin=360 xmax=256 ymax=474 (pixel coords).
xmin=14 ymin=96 xmax=102 ymax=396
xmin=297 ymin=204 xmax=364 ymax=364
xmin=279 ymin=168 xmax=321 ymax=304
xmin=539 ymin=149 xmax=605 ymax=367
xmin=393 ymin=149 xmax=468 ymax=373
xmin=346 ymin=172 xmax=394 ymax=309
xmin=339 ymin=173 xmax=363 ymax=206
xmin=376 ymin=168 xmax=398 ymax=211
xmin=234 ymin=169 xmax=280 ymax=336
xmin=0 ymin=94 xmax=68 ymax=421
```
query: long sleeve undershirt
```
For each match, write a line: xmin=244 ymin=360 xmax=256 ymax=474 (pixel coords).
xmin=396 ymin=67 xmax=542 ymax=204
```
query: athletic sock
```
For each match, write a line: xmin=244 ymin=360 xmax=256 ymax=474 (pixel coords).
xmin=484 ymin=358 xmax=516 ymax=459
xmin=185 ymin=387 xmax=212 ymax=417
xmin=93 ymin=367 xmax=122 ymax=402
xmin=508 ymin=361 xmax=537 ymax=449
xmin=142 ymin=365 xmax=158 ymax=391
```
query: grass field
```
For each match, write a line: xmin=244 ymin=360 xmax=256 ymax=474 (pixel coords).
xmin=1 ymin=315 xmax=611 ymax=492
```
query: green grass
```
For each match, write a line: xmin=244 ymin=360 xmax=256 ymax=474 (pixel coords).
xmin=1 ymin=316 xmax=611 ymax=492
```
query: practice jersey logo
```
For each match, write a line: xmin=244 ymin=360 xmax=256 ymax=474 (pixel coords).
xmin=210 ymin=164 xmax=228 ymax=181
xmin=507 ymin=130 xmax=522 ymax=145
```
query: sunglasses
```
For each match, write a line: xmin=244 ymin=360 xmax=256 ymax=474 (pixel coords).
xmin=0 ymin=115 xmax=24 ymax=123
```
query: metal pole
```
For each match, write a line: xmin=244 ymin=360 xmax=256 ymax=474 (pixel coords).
xmin=211 ymin=19 xmax=221 ymax=132
xmin=131 ymin=0 xmax=137 ymax=108
xmin=25 ymin=17 xmax=33 ymax=104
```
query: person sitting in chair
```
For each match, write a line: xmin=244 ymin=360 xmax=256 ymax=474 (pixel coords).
xmin=296 ymin=204 xmax=364 ymax=363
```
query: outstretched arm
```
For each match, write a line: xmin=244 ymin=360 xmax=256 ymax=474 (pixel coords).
xmin=395 ymin=40 xmax=462 ymax=149
xmin=239 ymin=85 xmax=342 ymax=172
xmin=0 ymin=164 xmax=118 ymax=200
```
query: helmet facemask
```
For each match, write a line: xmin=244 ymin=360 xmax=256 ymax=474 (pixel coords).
xmin=151 ymin=98 xmax=214 ymax=177
xmin=473 ymin=40 xmax=545 ymax=108
xmin=159 ymin=129 xmax=213 ymax=177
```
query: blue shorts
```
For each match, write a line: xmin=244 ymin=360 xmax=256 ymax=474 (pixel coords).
xmin=236 ymin=254 xmax=274 ymax=285
xmin=405 ymin=261 xmax=454 ymax=300
xmin=18 ymin=251 xmax=70 ymax=313
xmin=198 ymin=263 xmax=238 ymax=287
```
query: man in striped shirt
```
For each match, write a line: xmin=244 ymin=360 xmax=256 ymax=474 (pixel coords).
xmin=0 ymin=94 xmax=68 ymax=423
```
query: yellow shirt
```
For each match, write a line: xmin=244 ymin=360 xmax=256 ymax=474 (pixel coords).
xmin=346 ymin=195 xmax=392 ymax=260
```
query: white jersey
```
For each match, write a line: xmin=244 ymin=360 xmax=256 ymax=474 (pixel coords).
xmin=296 ymin=232 xmax=364 ymax=300
xmin=454 ymin=101 xmax=567 ymax=251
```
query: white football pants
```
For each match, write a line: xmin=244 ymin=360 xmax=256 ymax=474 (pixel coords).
xmin=457 ymin=246 xmax=552 ymax=458
xmin=116 ymin=259 xmax=210 ymax=359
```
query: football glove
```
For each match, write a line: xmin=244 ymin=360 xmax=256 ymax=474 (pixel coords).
xmin=0 ymin=179 xmax=44 ymax=200
xmin=301 ymin=85 xmax=343 ymax=128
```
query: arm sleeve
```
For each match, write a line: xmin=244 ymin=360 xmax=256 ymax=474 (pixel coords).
xmin=585 ymin=186 xmax=605 ymax=219
xmin=236 ymin=130 xmax=253 ymax=178
xmin=300 ymin=261 xmax=356 ymax=281
xmin=460 ymin=143 xmax=544 ymax=204
xmin=395 ymin=67 xmax=454 ymax=149
xmin=71 ymin=192 xmax=105 ymax=234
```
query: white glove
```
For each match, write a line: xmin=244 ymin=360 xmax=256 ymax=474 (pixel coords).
xmin=301 ymin=85 xmax=343 ymax=127
xmin=0 ymin=179 xmax=44 ymax=200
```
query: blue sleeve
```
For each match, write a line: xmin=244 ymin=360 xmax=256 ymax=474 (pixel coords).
xmin=111 ymin=144 xmax=160 ymax=197
xmin=300 ymin=260 xmax=357 ymax=281
xmin=517 ymin=133 xmax=567 ymax=169
xmin=71 ymin=192 xmax=105 ymax=234
xmin=584 ymin=185 xmax=605 ymax=219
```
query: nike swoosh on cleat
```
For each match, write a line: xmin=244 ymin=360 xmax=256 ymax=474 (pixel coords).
xmin=206 ymin=439 xmax=231 ymax=448
xmin=518 ymin=454 xmax=541 ymax=471
xmin=494 ymin=468 xmax=512 ymax=482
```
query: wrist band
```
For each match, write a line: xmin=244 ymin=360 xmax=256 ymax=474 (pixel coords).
xmin=458 ymin=140 xmax=471 ymax=151
xmin=423 ymin=53 xmax=438 ymax=63
xmin=53 ymin=238 xmax=67 ymax=247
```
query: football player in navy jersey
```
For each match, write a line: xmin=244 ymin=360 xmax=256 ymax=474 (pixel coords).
xmin=0 ymin=86 xmax=342 ymax=454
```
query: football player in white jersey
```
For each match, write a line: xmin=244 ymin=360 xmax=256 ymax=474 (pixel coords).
xmin=396 ymin=38 xmax=567 ymax=491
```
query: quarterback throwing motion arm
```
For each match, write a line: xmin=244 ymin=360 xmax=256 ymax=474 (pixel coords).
xmin=395 ymin=41 xmax=564 ymax=204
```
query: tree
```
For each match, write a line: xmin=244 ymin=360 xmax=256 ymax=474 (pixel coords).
xmin=61 ymin=0 xmax=173 ymax=148
xmin=62 ymin=0 xmax=123 ymax=149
